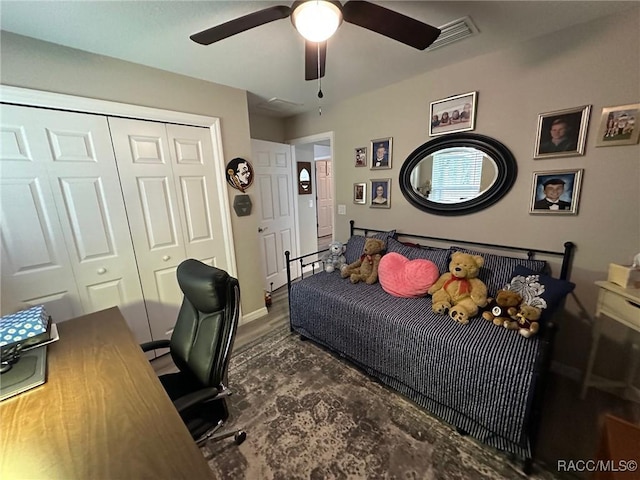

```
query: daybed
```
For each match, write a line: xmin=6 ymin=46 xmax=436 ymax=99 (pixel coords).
xmin=285 ymin=221 xmax=575 ymax=471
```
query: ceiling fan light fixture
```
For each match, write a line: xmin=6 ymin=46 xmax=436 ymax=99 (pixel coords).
xmin=292 ymin=1 xmax=343 ymax=42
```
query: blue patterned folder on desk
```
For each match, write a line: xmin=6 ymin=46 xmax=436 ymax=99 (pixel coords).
xmin=0 ymin=305 xmax=50 ymax=348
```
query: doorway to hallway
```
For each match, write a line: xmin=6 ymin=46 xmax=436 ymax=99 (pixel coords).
xmin=289 ymin=132 xmax=335 ymax=260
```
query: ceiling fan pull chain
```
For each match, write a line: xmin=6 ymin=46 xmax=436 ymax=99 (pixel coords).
xmin=317 ymin=42 xmax=323 ymax=115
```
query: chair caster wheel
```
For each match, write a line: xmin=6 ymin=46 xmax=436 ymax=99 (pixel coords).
xmin=234 ymin=431 xmax=246 ymax=445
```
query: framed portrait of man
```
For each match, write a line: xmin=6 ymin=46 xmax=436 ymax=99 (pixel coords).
xmin=534 ymin=105 xmax=591 ymax=159
xmin=529 ymin=169 xmax=583 ymax=215
xmin=370 ymin=138 xmax=392 ymax=170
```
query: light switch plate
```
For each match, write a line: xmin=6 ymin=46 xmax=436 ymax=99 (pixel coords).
xmin=338 ymin=204 xmax=346 ymax=215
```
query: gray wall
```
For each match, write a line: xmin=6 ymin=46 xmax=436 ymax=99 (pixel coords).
xmin=0 ymin=31 xmax=266 ymax=318
xmin=249 ymin=112 xmax=287 ymax=143
xmin=284 ymin=8 xmax=640 ymax=375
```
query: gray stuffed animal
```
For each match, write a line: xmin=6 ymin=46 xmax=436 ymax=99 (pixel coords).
xmin=322 ymin=241 xmax=346 ymax=273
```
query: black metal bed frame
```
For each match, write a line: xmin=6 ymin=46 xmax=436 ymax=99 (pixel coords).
xmin=284 ymin=220 xmax=575 ymax=472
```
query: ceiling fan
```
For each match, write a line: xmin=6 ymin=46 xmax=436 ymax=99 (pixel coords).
xmin=190 ymin=1 xmax=441 ymax=81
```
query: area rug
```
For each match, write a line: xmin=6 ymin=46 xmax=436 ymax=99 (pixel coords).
xmin=201 ymin=327 xmax=560 ymax=479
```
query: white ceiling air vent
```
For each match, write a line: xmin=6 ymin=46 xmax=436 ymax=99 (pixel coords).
xmin=255 ymin=97 xmax=304 ymax=114
xmin=427 ymin=16 xmax=479 ymax=51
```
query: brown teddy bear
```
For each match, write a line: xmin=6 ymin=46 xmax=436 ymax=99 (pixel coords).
xmin=340 ymin=237 xmax=385 ymax=284
xmin=503 ymin=304 xmax=542 ymax=338
xmin=427 ymin=251 xmax=488 ymax=325
xmin=482 ymin=289 xmax=523 ymax=326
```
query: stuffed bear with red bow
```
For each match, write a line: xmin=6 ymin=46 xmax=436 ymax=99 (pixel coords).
xmin=427 ymin=251 xmax=488 ymax=325
xmin=340 ymin=238 xmax=385 ymax=285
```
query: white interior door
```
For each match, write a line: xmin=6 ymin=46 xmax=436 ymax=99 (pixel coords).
xmin=316 ymin=160 xmax=333 ymax=238
xmin=251 ymin=139 xmax=297 ymax=292
xmin=0 ymin=105 xmax=151 ymax=343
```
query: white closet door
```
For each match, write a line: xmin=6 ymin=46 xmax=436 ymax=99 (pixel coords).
xmin=165 ymin=123 xmax=228 ymax=267
xmin=108 ymin=118 xmax=183 ymax=341
xmin=1 ymin=105 xmax=81 ymax=321
xmin=0 ymin=105 xmax=151 ymax=344
xmin=109 ymin=118 xmax=227 ymax=341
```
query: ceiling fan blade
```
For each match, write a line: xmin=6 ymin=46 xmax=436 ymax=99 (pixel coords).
xmin=342 ymin=1 xmax=441 ymax=50
xmin=305 ymin=40 xmax=327 ymax=81
xmin=190 ymin=5 xmax=291 ymax=45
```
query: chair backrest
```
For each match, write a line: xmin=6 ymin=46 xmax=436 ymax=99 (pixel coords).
xmin=170 ymin=259 xmax=240 ymax=388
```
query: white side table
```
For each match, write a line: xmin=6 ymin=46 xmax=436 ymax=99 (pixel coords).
xmin=580 ymin=281 xmax=640 ymax=401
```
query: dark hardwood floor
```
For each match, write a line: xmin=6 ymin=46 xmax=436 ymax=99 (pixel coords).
xmin=234 ymin=285 xmax=289 ymax=350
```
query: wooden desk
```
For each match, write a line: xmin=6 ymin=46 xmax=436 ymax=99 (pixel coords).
xmin=0 ymin=307 xmax=213 ymax=479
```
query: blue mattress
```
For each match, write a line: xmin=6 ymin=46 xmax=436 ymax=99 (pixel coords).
xmin=289 ymin=271 xmax=542 ymax=458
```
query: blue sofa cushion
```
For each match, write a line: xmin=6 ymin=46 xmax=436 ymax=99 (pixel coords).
xmin=507 ymin=265 xmax=576 ymax=322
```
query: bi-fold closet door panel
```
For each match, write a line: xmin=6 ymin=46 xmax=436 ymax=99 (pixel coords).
xmin=0 ymin=104 xmax=152 ymax=344
xmin=108 ymin=118 xmax=228 ymax=342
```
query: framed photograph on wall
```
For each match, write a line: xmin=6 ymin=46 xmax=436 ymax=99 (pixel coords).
xmin=534 ymin=105 xmax=591 ymax=159
xmin=429 ymin=91 xmax=477 ymax=136
xmin=355 ymin=147 xmax=367 ymax=167
xmin=370 ymin=178 xmax=391 ymax=209
xmin=595 ymin=103 xmax=640 ymax=147
xmin=529 ymin=169 xmax=583 ymax=215
xmin=370 ymin=137 xmax=392 ymax=169
xmin=353 ymin=183 xmax=366 ymax=204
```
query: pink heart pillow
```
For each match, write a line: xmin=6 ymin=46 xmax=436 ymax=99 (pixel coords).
xmin=378 ymin=252 xmax=440 ymax=298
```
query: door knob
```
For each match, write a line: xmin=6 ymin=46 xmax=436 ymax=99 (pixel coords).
xmin=97 ymin=267 xmax=107 ymax=275
xmin=258 ymin=227 xmax=268 ymax=233
xmin=162 ymin=255 xmax=171 ymax=261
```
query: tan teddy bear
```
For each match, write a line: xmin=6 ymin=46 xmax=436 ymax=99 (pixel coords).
xmin=427 ymin=251 xmax=488 ymax=324
xmin=503 ymin=304 xmax=542 ymax=338
xmin=340 ymin=237 xmax=385 ymax=284
xmin=482 ymin=289 xmax=523 ymax=326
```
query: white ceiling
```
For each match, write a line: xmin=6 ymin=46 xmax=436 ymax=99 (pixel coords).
xmin=1 ymin=1 xmax=636 ymax=118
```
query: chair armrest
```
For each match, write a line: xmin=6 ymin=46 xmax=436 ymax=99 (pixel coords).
xmin=174 ymin=387 xmax=232 ymax=413
xmin=140 ymin=339 xmax=171 ymax=352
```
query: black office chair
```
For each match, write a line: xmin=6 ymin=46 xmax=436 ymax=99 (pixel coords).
xmin=141 ymin=259 xmax=246 ymax=446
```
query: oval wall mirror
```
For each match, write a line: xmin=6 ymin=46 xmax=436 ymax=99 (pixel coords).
xmin=399 ymin=133 xmax=517 ymax=216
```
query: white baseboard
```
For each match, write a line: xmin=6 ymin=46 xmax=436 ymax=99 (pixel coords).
xmin=240 ymin=306 xmax=268 ymax=326
xmin=550 ymin=361 xmax=582 ymax=382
